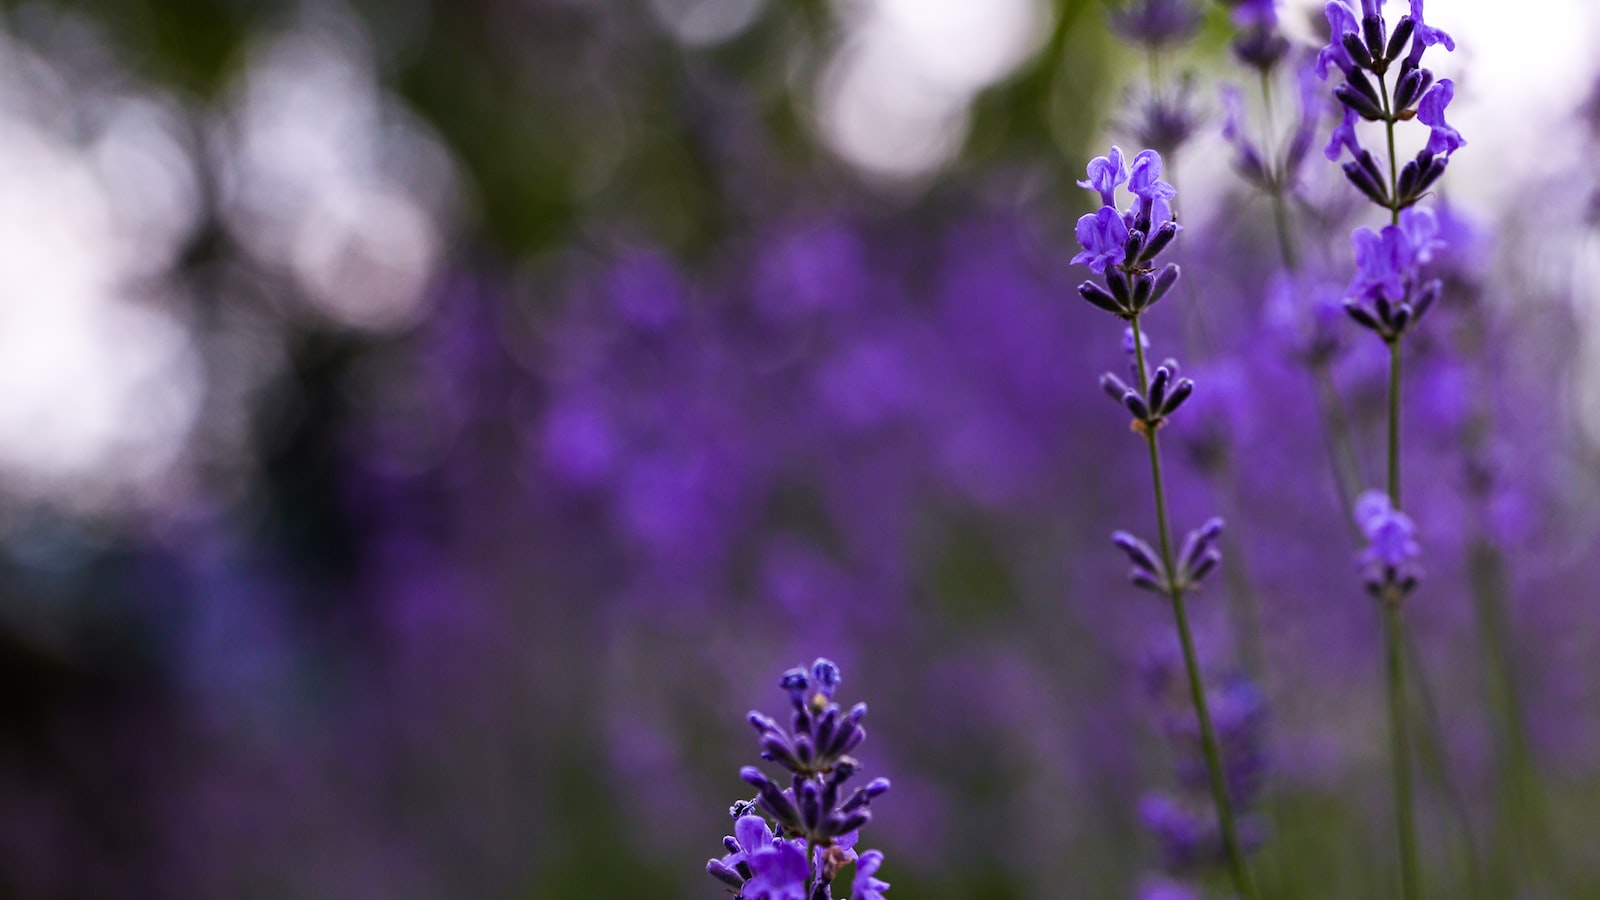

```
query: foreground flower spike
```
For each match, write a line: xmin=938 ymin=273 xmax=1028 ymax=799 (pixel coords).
xmin=1072 ymin=147 xmax=1259 ymax=900
xmin=1073 ymin=146 xmax=1182 ymax=319
xmin=1317 ymin=0 xmax=1462 ymax=214
xmin=708 ymin=659 xmax=890 ymax=900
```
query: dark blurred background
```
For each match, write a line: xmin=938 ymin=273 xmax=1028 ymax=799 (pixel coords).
xmin=0 ymin=0 xmax=1597 ymax=897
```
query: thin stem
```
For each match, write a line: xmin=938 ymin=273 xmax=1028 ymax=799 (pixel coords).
xmin=1384 ymin=598 xmax=1421 ymax=900
xmin=1383 ymin=332 xmax=1420 ymax=900
xmin=1130 ymin=316 xmax=1260 ymax=900
xmin=1380 ymin=76 xmax=1401 ymax=227
xmin=1387 ymin=339 xmax=1402 ymax=506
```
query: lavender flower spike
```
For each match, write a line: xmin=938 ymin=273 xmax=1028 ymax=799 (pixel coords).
xmin=708 ymin=659 xmax=891 ymax=899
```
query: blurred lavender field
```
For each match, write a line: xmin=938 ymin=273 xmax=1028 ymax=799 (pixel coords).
xmin=1 ymin=0 xmax=1599 ymax=897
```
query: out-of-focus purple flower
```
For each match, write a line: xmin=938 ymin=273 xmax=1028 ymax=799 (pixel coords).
xmin=1220 ymin=84 xmax=1268 ymax=186
xmin=1073 ymin=207 xmax=1131 ymax=275
xmin=1286 ymin=57 xmax=1328 ymax=174
xmin=1121 ymin=81 xmax=1203 ymax=159
xmin=1228 ymin=0 xmax=1276 ymax=27
xmin=1138 ymin=792 xmax=1210 ymax=869
xmin=1397 ymin=206 xmax=1445 ymax=264
xmin=540 ymin=396 xmax=620 ymax=487
xmin=1349 ymin=226 xmax=1411 ymax=303
xmin=1355 ymin=491 xmax=1421 ymax=569
xmin=1137 ymin=635 xmax=1270 ymax=874
xmin=1078 ymin=147 xmax=1130 ymax=208
xmin=1228 ymin=0 xmax=1289 ymax=70
xmin=607 ymin=250 xmax=686 ymax=330
xmin=1137 ymin=875 xmax=1205 ymax=900
xmin=1264 ymin=270 xmax=1349 ymax=364
xmin=1354 ymin=490 xmax=1423 ymax=595
xmin=1108 ymin=0 xmax=1203 ymax=49
xmin=1417 ymin=79 xmax=1465 ymax=156
xmin=850 ymin=849 xmax=890 ymax=900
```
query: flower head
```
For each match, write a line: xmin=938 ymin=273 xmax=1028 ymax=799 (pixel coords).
xmin=1417 ymin=79 xmax=1465 ymax=156
xmin=851 ymin=849 xmax=891 ymax=900
xmin=1109 ymin=0 xmax=1203 ymax=49
xmin=1128 ymin=149 xmax=1178 ymax=228
xmin=710 ymin=659 xmax=891 ymax=898
xmin=1072 ymin=207 xmax=1131 ymax=275
xmin=1354 ymin=490 xmax=1423 ymax=595
xmin=1405 ymin=0 xmax=1455 ymax=66
xmin=1077 ymin=146 xmax=1129 ymax=208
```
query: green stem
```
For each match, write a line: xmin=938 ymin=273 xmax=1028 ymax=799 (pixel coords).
xmin=1387 ymin=339 xmax=1402 ymax=507
xmin=1380 ymin=78 xmax=1401 ymax=227
xmin=1383 ymin=330 xmax=1421 ymax=900
xmin=1131 ymin=316 xmax=1260 ymax=900
xmin=1384 ymin=598 xmax=1421 ymax=900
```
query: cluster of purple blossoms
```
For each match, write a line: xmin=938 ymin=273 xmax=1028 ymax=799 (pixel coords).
xmin=1223 ymin=0 xmax=1290 ymax=72
xmin=1342 ymin=206 xmax=1446 ymax=340
xmin=1072 ymin=147 xmax=1182 ymax=316
xmin=1220 ymin=59 xmax=1326 ymax=198
xmin=1319 ymin=0 xmax=1463 ymax=217
xmin=707 ymin=659 xmax=891 ymax=900
xmin=1108 ymin=0 xmax=1203 ymax=50
xmin=1354 ymin=490 xmax=1423 ymax=597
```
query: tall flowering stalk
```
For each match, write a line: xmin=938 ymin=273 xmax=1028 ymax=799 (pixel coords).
xmin=1111 ymin=0 xmax=1277 ymax=686
xmin=1073 ymin=146 xmax=1260 ymax=900
xmin=707 ymin=659 xmax=892 ymax=900
xmin=1317 ymin=2 xmax=1462 ymax=897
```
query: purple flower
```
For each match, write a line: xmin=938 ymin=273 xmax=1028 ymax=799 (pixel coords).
xmin=1323 ymin=106 xmax=1361 ymax=162
xmin=1229 ymin=0 xmax=1276 ymax=27
xmin=1077 ymin=146 xmax=1129 ymax=208
xmin=1128 ymin=149 xmax=1177 ymax=226
xmin=1417 ymin=79 xmax=1465 ymax=156
xmin=1348 ymin=226 xmax=1410 ymax=302
xmin=851 ymin=849 xmax=890 ymax=900
xmin=745 ymin=839 xmax=810 ymax=900
xmin=1072 ymin=207 xmax=1131 ymax=274
xmin=1315 ymin=1 xmax=1361 ymax=80
xmin=1220 ymin=84 xmax=1267 ymax=182
xmin=1405 ymin=0 xmax=1456 ymax=66
xmin=712 ymin=659 xmax=891 ymax=897
xmin=1397 ymin=207 xmax=1445 ymax=265
xmin=1108 ymin=0 xmax=1203 ymax=48
xmin=1355 ymin=491 xmax=1421 ymax=570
